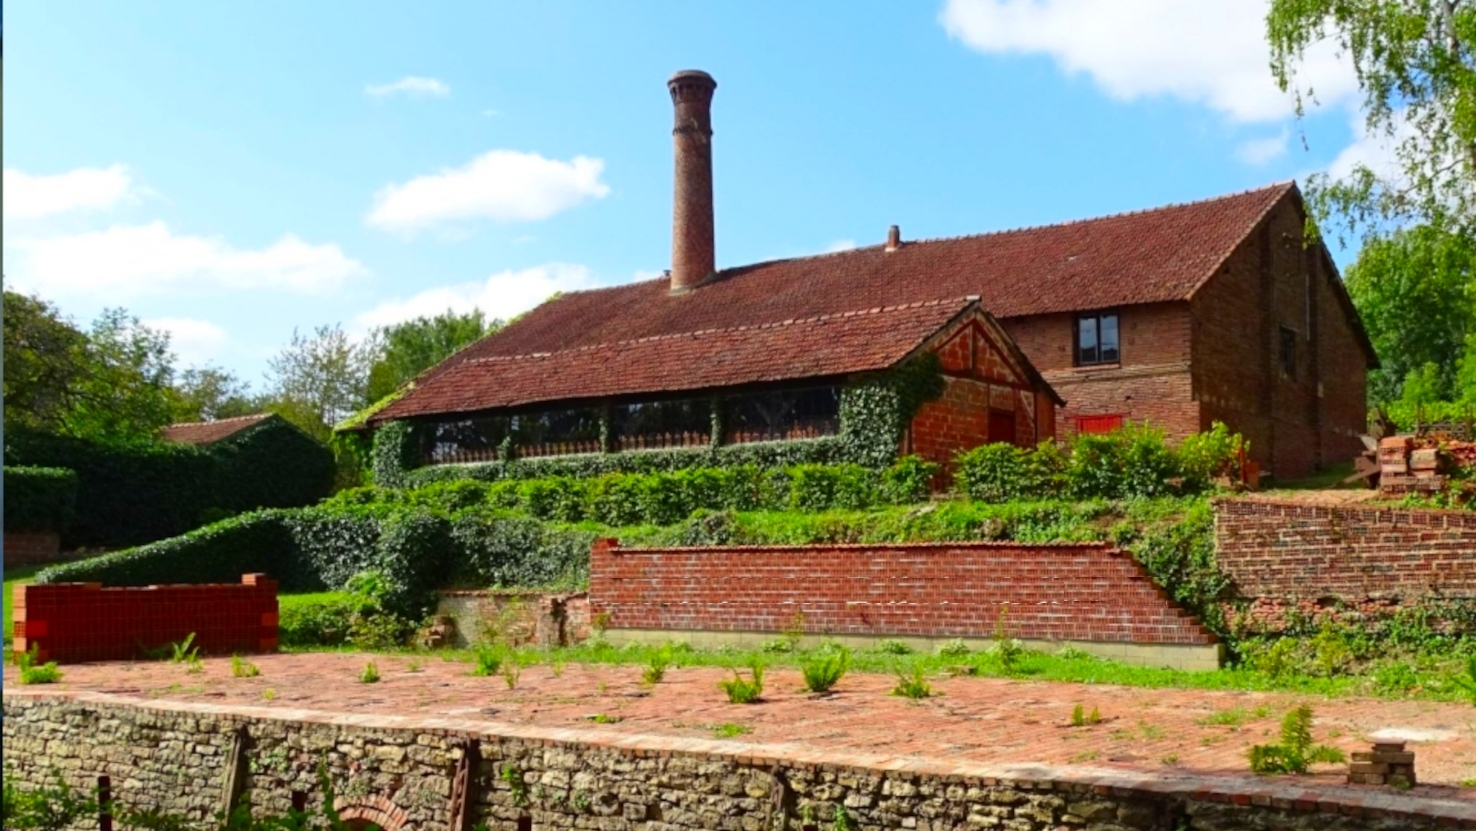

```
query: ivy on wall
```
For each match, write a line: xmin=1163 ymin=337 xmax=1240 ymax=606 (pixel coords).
xmin=369 ymin=356 xmax=945 ymax=487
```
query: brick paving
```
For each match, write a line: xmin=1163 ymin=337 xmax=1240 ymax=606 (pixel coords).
xmin=6 ymin=652 xmax=1475 ymax=805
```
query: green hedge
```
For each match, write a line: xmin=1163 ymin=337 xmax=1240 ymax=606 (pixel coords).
xmin=37 ymin=503 xmax=592 ymax=619
xmin=5 ymin=418 xmax=335 ymax=548
xmin=955 ymin=423 xmax=1241 ymax=502
xmin=332 ymin=457 xmax=940 ymax=525
xmin=3 ymin=466 xmax=79 ymax=532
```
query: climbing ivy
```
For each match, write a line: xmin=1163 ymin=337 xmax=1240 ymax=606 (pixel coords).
xmin=369 ymin=421 xmax=422 ymax=487
xmin=839 ymin=354 xmax=946 ymax=468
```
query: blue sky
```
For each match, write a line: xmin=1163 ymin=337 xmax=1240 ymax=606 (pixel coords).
xmin=3 ymin=1 xmax=1385 ymax=388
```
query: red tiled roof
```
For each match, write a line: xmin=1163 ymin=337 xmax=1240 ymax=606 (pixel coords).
xmin=447 ymin=182 xmax=1297 ymax=365
xmin=160 ymin=413 xmax=276 ymax=445
xmin=374 ymin=300 xmax=978 ymax=421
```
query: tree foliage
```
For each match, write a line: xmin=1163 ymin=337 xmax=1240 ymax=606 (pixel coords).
xmin=365 ymin=309 xmax=497 ymax=401
xmin=169 ymin=366 xmax=259 ymax=423
xmin=264 ymin=324 xmax=373 ymax=441
xmin=2 ymin=290 xmax=90 ymax=434
xmin=1344 ymin=225 xmax=1476 ymax=402
xmin=1268 ymin=0 xmax=1476 ymax=241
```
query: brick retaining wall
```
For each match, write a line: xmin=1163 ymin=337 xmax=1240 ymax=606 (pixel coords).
xmin=1213 ymin=498 xmax=1476 ymax=600
xmin=589 ymin=539 xmax=1219 ymax=669
xmin=12 ymin=574 xmax=278 ymax=663
xmin=4 ymin=692 xmax=1471 ymax=829
xmin=4 ymin=530 xmax=63 ymax=565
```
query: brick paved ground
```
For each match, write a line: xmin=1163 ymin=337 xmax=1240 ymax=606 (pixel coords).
xmin=6 ymin=652 xmax=1474 ymax=803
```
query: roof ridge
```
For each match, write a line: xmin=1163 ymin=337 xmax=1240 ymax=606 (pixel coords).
xmin=899 ymin=181 xmax=1296 ymax=248
xmin=464 ymin=297 xmax=975 ymax=366
xmin=163 ymin=413 xmax=271 ymax=429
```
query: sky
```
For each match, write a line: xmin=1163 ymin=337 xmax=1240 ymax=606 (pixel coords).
xmin=3 ymin=1 xmax=1390 ymax=389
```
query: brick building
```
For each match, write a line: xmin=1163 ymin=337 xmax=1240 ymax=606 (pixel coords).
xmin=376 ymin=70 xmax=1375 ymax=480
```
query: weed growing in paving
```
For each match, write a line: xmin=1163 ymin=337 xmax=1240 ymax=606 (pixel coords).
xmin=262 ymin=688 xmax=277 ymax=701
xmin=643 ymin=646 xmax=673 ymax=685
xmin=801 ymin=647 xmax=850 ymax=693
xmin=1070 ymin=704 xmax=1102 ymax=727
xmin=1248 ymin=706 xmax=1345 ymax=774
xmin=1197 ymin=705 xmax=1267 ymax=728
xmin=359 ymin=661 xmax=381 ymax=684
xmin=892 ymin=666 xmax=933 ymax=700
xmin=990 ymin=609 xmax=1024 ymax=674
xmin=1451 ymin=656 xmax=1476 ymax=705
xmin=502 ymin=658 xmax=522 ymax=690
xmin=471 ymin=646 xmax=502 ymax=677
xmin=16 ymin=647 xmax=62 ymax=685
xmin=720 ymin=662 xmax=765 ymax=704
xmin=710 ymin=722 xmax=752 ymax=738
xmin=169 ymin=633 xmax=200 ymax=664
xmin=584 ymin=713 xmax=621 ymax=724
xmin=231 ymin=655 xmax=260 ymax=678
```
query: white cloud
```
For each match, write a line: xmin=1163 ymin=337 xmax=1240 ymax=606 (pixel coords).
xmin=354 ymin=263 xmax=596 ymax=331
xmin=365 ymin=150 xmax=610 ymax=232
xmin=145 ymin=317 xmax=228 ymax=366
xmin=825 ymin=239 xmax=858 ymax=253
xmin=939 ymin=0 xmax=1357 ymax=123
xmin=3 ymin=165 xmax=136 ymax=219
xmin=1324 ymin=112 xmax=1412 ymax=183
xmin=1235 ymin=129 xmax=1290 ymax=165
xmin=365 ymin=76 xmax=450 ymax=98
xmin=5 ymin=222 xmax=367 ymax=300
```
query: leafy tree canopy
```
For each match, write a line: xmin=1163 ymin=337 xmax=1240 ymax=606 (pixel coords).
xmin=2 ymin=290 xmax=90 ymax=434
xmin=1268 ymin=0 xmax=1476 ymax=242
xmin=264 ymin=324 xmax=374 ymax=442
xmin=365 ymin=308 xmax=497 ymax=402
xmin=168 ymin=366 xmax=260 ymax=423
xmin=1345 ymin=225 xmax=1476 ymax=403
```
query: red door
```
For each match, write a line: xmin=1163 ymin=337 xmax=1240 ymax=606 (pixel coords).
xmin=988 ymin=410 xmax=1016 ymax=445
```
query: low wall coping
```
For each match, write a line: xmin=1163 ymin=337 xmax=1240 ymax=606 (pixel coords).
xmin=1211 ymin=495 xmax=1476 ymax=519
xmin=595 ymin=538 xmax=1118 ymax=554
xmin=6 ymin=688 xmax=1473 ymax=824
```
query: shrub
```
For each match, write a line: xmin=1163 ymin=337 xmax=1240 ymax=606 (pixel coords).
xmin=1247 ymin=706 xmax=1345 ymax=774
xmin=3 ymin=466 xmax=79 ymax=533
xmin=719 ymin=662 xmax=765 ymax=703
xmin=956 ymin=443 xmax=1047 ymax=501
xmin=801 ymin=647 xmax=850 ymax=693
xmin=5 ymin=419 xmax=332 ymax=549
xmin=935 ymin=638 xmax=969 ymax=657
xmin=16 ymin=646 xmax=62 ymax=685
xmin=881 ymin=455 xmax=940 ymax=504
xmin=891 ymin=666 xmax=932 ymax=699
xmin=279 ymin=594 xmax=363 ymax=647
xmin=643 ymin=646 xmax=673 ymax=685
xmin=1068 ymin=425 xmax=1181 ymax=499
xmin=1175 ymin=421 xmax=1240 ymax=490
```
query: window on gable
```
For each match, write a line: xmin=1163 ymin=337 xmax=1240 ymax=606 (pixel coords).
xmin=1075 ymin=312 xmax=1119 ymax=366
xmin=1279 ymin=326 xmax=1297 ymax=378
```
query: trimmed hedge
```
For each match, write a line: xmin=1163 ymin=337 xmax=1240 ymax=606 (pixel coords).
xmin=332 ymin=457 xmax=940 ymax=525
xmin=3 ymin=466 xmax=79 ymax=532
xmin=4 ymin=418 xmax=334 ymax=548
xmin=37 ymin=503 xmax=592 ymax=619
xmin=955 ymin=423 xmax=1241 ymax=502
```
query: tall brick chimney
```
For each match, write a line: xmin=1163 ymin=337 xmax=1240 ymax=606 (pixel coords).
xmin=668 ymin=70 xmax=717 ymax=294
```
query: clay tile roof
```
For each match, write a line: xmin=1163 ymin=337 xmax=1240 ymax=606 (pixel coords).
xmin=374 ymin=300 xmax=975 ymax=421
xmin=441 ymin=182 xmax=1297 ymax=366
xmin=160 ymin=413 xmax=275 ymax=445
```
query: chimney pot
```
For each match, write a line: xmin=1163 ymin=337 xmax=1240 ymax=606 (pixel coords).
xmin=668 ymin=70 xmax=718 ymax=294
xmin=885 ymin=225 xmax=901 ymax=252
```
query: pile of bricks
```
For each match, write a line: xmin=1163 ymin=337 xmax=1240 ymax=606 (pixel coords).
xmin=1378 ymin=437 xmax=1447 ymax=496
xmin=1347 ymin=741 xmax=1416 ymax=788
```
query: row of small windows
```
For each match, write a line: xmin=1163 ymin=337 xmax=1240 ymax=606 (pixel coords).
xmin=424 ymin=386 xmax=841 ymax=464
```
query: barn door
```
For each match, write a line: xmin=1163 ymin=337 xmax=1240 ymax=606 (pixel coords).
xmin=988 ymin=410 xmax=1016 ymax=446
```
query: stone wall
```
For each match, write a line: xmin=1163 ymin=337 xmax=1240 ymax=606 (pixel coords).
xmin=12 ymin=574 xmax=278 ymax=663
xmin=435 ymin=590 xmax=590 ymax=649
xmin=589 ymin=539 xmax=1221 ymax=670
xmin=5 ymin=692 xmax=1470 ymax=830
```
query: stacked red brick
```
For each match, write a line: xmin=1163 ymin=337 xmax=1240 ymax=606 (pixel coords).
xmin=1348 ymin=742 xmax=1417 ymax=788
xmin=588 ymin=539 xmax=1216 ymax=645
xmin=12 ymin=574 xmax=279 ymax=663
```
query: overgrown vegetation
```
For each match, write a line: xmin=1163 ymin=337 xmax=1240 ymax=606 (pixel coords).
xmin=3 ymin=466 xmax=78 ymax=533
xmin=800 ymin=645 xmax=850 ymax=693
xmin=719 ymin=662 xmax=765 ymax=704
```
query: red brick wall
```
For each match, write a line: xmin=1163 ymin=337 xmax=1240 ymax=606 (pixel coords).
xmin=1213 ymin=498 xmax=1476 ymax=600
xmin=13 ymin=574 xmax=279 ymax=664
xmin=1192 ymin=197 xmax=1370 ymax=479
xmin=589 ymin=539 xmax=1215 ymax=645
xmin=1004 ymin=303 xmax=1200 ymax=442
xmin=3 ymin=531 xmax=62 ymax=566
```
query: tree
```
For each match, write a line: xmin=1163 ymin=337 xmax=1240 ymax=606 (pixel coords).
xmin=365 ymin=309 xmax=497 ymax=402
xmin=1345 ymin=225 xmax=1476 ymax=402
xmin=263 ymin=324 xmax=373 ymax=441
xmin=169 ymin=366 xmax=260 ymax=423
xmin=61 ymin=309 xmax=179 ymax=442
xmin=2 ymin=290 xmax=90 ymax=434
xmin=1268 ymin=0 xmax=1476 ymax=242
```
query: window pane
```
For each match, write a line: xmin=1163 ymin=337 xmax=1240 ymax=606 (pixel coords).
xmin=1078 ymin=316 xmax=1098 ymax=364
xmin=1099 ymin=314 xmax=1119 ymax=362
xmin=724 ymin=386 xmax=841 ymax=443
xmin=612 ymin=398 xmax=711 ymax=450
